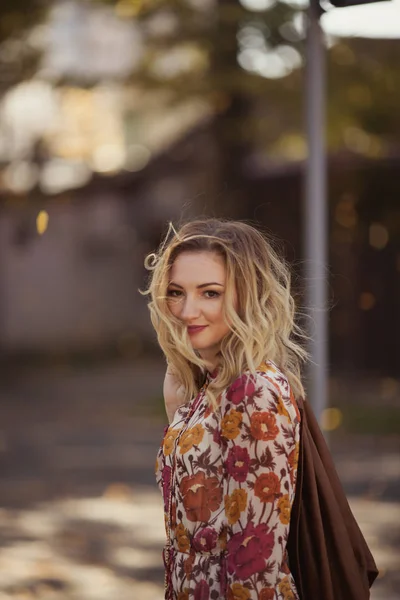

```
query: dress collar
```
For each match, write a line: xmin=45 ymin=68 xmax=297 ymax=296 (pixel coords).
xmin=206 ymin=366 xmax=219 ymax=384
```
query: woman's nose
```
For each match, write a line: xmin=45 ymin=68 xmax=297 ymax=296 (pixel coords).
xmin=180 ymin=297 xmax=201 ymax=321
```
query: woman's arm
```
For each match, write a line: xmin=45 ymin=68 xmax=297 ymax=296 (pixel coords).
xmin=219 ymin=370 xmax=300 ymax=599
xmin=163 ymin=367 xmax=187 ymax=423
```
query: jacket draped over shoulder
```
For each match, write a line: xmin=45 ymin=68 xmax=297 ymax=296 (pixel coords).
xmin=287 ymin=396 xmax=379 ymax=600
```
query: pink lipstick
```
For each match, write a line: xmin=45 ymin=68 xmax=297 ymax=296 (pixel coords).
xmin=188 ymin=325 xmax=208 ymax=335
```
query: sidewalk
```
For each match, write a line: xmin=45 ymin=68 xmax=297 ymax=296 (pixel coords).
xmin=0 ymin=359 xmax=398 ymax=599
xmin=0 ymin=487 xmax=398 ymax=600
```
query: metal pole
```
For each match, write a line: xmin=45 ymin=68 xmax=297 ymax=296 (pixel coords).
xmin=304 ymin=0 xmax=328 ymax=424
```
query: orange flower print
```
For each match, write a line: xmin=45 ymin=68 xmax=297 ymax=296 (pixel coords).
xmin=288 ymin=443 xmax=299 ymax=484
xmin=177 ymin=590 xmax=189 ymax=600
xmin=219 ymin=526 xmax=228 ymax=551
xmin=281 ymin=556 xmax=291 ymax=575
xmin=224 ymin=488 xmax=248 ymax=525
xmin=250 ymin=411 xmax=279 ymax=441
xmin=254 ymin=472 xmax=281 ymax=503
xmin=257 ymin=361 xmax=277 ymax=374
xmin=171 ymin=500 xmax=177 ymax=530
xmin=279 ymin=576 xmax=295 ymax=600
xmin=154 ymin=455 xmax=159 ymax=475
xmin=277 ymin=396 xmax=290 ymax=419
xmin=204 ymin=403 xmax=213 ymax=418
xmin=176 ymin=523 xmax=190 ymax=553
xmin=260 ymin=589 xmax=275 ymax=600
xmin=227 ymin=582 xmax=251 ymax=600
xmin=179 ymin=424 xmax=204 ymax=454
xmin=163 ymin=428 xmax=180 ymax=456
xmin=277 ymin=494 xmax=291 ymax=525
xmin=184 ymin=554 xmax=194 ymax=577
xmin=180 ymin=472 xmax=223 ymax=522
xmin=221 ymin=410 xmax=242 ymax=440
xmin=290 ymin=388 xmax=301 ymax=421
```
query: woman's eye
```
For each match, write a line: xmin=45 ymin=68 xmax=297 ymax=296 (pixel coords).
xmin=166 ymin=289 xmax=220 ymax=299
xmin=167 ymin=289 xmax=182 ymax=297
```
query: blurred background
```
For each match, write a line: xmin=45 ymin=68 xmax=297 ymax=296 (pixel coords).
xmin=0 ymin=0 xmax=399 ymax=598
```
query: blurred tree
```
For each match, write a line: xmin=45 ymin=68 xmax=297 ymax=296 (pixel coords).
xmin=99 ymin=0 xmax=307 ymax=215
xmin=0 ymin=0 xmax=399 ymax=179
xmin=98 ymin=0 xmax=400 ymax=207
xmin=327 ymin=37 xmax=400 ymax=160
xmin=0 ymin=0 xmax=50 ymax=92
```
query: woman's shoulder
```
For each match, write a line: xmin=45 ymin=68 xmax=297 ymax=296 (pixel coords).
xmin=255 ymin=359 xmax=292 ymax=398
xmin=225 ymin=359 xmax=291 ymax=398
xmin=221 ymin=360 xmax=300 ymax=423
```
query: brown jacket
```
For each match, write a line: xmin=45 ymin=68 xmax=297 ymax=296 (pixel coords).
xmin=287 ymin=397 xmax=379 ymax=600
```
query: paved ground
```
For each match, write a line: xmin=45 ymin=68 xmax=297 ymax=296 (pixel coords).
xmin=0 ymin=359 xmax=398 ymax=600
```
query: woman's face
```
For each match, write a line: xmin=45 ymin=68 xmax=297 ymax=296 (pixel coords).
xmin=167 ymin=251 xmax=237 ymax=365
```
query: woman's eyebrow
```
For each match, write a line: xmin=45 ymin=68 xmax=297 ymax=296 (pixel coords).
xmin=169 ymin=282 xmax=224 ymax=289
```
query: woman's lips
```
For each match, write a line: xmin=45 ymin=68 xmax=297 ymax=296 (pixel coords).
xmin=188 ymin=325 xmax=208 ymax=335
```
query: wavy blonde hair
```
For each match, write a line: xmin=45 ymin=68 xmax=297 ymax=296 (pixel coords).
xmin=141 ymin=218 xmax=308 ymax=410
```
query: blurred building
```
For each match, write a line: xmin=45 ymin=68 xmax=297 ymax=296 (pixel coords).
xmin=1 ymin=116 xmax=399 ymax=380
xmin=0 ymin=121 xmax=218 ymax=356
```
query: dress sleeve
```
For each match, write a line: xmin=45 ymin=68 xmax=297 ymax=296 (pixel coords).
xmin=219 ymin=370 xmax=300 ymax=599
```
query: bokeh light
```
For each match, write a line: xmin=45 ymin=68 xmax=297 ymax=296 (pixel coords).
xmin=239 ymin=0 xmax=276 ymax=11
xmin=369 ymin=223 xmax=389 ymax=250
xmin=321 ymin=407 xmax=343 ymax=431
xmin=36 ymin=210 xmax=49 ymax=235
xmin=359 ymin=292 xmax=376 ymax=311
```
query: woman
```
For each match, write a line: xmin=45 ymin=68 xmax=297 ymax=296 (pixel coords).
xmin=145 ymin=217 xmax=307 ymax=600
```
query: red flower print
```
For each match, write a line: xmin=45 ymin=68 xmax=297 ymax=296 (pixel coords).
xmin=227 ymin=521 xmax=275 ymax=580
xmin=194 ymin=580 xmax=210 ymax=600
xmin=260 ymin=588 xmax=275 ymax=600
xmin=193 ymin=527 xmax=218 ymax=552
xmin=161 ymin=465 xmax=172 ymax=510
xmin=213 ymin=427 xmax=221 ymax=444
xmin=254 ymin=472 xmax=281 ymax=503
xmin=225 ymin=445 xmax=250 ymax=482
xmin=250 ymin=411 xmax=279 ymax=441
xmin=180 ymin=472 xmax=222 ymax=522
xmin=226 ymin=374 xmax=256 ymax=405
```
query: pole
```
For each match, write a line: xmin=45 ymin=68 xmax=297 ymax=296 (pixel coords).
xmin=304 ymin=0 xmax=328 ymax=424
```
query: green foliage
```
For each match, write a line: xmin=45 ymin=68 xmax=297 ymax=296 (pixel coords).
xmin=0 ymin=0 xmax=50 ymax=91
xmin=0 ymin=0 xmax=46 ymax=43
xmin=97 ymin=0 xmax=305 ymax=98
xmin=327 ymin=38 xmax=400 ymax=154
xmin=0 ymin=0 xmax=399 ymax=156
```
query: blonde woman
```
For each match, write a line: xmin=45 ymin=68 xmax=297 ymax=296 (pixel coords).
xmin=144 ymin=218 xmax=307 ymax=600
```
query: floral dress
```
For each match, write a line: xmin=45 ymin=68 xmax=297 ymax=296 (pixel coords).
xmin=155 ymin=360 xmax=301 ymax=600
